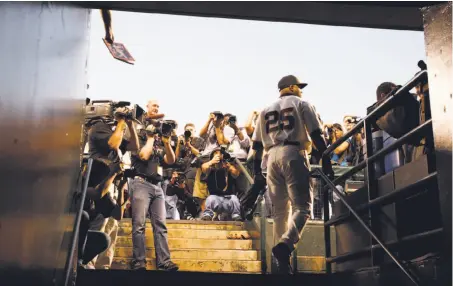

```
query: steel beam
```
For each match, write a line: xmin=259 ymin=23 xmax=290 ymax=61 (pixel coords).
xmin=422 ymin=2 xmax=452 ymax=283
xmin=0 ymin=2 xmax=90 ymax=286
xmin=76 ymin=1 xmax=446 ymax=31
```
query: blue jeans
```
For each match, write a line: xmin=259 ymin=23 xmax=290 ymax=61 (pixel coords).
xmin=203 ymin=195 xmax=241 ymax=219
xmin=130 ymin=178 xmax=171 ymax=267
xmin=162 ymin=179 xmax=180 ymax=220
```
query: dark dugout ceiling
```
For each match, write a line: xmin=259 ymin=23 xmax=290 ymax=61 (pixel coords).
xmin=78 ymin=1 xmax=447 ymax=31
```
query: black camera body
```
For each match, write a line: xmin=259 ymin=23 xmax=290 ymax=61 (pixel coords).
xmin=190 ymin=155 xmax=202 ymax=168
xmin=159 ymin=120 xmax=177 ymax=137
xmin=228 ymin=115 xmax=237 ymax=125
xmin=140 ymin=119 xmax=177 ymax=139
xmin=346 ymin=117 xmax=361 ymax=124
xmin=220 ymin=146 xmax=235 ymax=163
xmin=84 ymin=99 xmax=145 ymax=125
xmin=174 ymin=171 xmax=186 ymax=186
xmin=184 ymin=130 xmax=192 ymax=141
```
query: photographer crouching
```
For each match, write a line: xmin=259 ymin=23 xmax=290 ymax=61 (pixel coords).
xmin=200 ymin=148 xmax=242 ymax=221
xmin=129 ymin=112 xmax=179 ymax=271
xmin=79 ymin=104 xmax=139 ymax=270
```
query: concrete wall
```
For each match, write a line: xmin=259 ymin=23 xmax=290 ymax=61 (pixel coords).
xmin=0 ymin=2 xmax=91 ymax=285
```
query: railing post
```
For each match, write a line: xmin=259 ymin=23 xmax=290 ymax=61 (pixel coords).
xmin=322 ymin=178 xmax=332 ymax=274
xmin=259 ymin=198 xmax=268 ymax=274
xmin=364 ymin=117 xmax=382 ymax=266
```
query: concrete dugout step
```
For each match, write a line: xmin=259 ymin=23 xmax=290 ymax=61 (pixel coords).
xmin=115 ymin=247 xmax=260 ymax=261
xmin=111 ymin=258 xmax=261 ymax=273
xmin=296 ymin=256 xmax=331 ymax=273
xmin=119 ymin=219 xmax=245 ymax=231
xmin=116 ymin=237 xmax=260 ymax=250
xmin=117 ymin=227 xmax=258 ymax=240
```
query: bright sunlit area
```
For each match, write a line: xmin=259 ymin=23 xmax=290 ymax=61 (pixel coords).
xmin=87 ymin=10 xmax=426 ymax=134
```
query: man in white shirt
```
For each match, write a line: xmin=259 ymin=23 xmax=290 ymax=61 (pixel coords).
xmin=223 ymin=114 xmax=252 ymax=200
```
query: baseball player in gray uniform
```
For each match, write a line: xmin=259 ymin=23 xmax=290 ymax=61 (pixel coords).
xmin=252 ymin=75 xmax=334 ymax=274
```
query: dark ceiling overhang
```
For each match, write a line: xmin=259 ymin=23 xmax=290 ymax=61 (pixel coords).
xmin=78 ymin=1 xmax=447 ymax=31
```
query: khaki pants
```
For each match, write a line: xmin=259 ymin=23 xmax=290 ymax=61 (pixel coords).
xmin=87 ymin=216 xmax=118 ymax=269
xmin=87 ymin=184 xmax=119 ymax=269
xmin=193 ymin=168 xmax=209 ymax=199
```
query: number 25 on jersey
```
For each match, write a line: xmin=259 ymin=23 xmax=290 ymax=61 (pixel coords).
xmin=265 ymin=107 xmax=295 ymax=134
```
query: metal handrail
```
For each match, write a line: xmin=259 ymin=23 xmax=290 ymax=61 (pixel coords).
xmin=325 ymin=172 xmax=437 ymax=227
xmin=316 ymin=69 xmax=432 ymax=284
xmin=315 ymin=168 xmax=421 ymax=286
xmin=63 ymin=158 xmax=93 ymax=286
xmin=322 ymin=70 xmax=428 ymax=158
xmin=323 ymin=120 xmax=432 ymax=190
xmin=326 ymin=227 xmax=443 ymax=264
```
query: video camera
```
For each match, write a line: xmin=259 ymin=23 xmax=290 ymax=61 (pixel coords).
xmin=140 ymin=119 xmax=177 ymax=139
xmin=84 ymin=99 xmax=145 ymax=125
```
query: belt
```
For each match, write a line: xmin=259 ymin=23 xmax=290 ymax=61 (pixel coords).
xmin=268 ymin=140 xmax=302 ymax=151
xmin=134 ymin=175 xmax=161 ymax=185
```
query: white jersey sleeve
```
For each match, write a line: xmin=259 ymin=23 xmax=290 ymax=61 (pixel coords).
xmin=300 ymin=101 xmax=323 ymax=134
xmin=251 ymin=111 xmax=264 ymax=145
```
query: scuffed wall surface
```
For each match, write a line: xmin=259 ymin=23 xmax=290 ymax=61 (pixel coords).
xmin=0 ymin=2 xmax=90 ymax=285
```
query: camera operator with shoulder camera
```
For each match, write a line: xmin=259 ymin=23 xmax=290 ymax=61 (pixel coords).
xmin=79 ymin=104 xmax=139 ymax=270
xmin=200 ymin=148 xmax=242 ymax=221
xmin=129 ymin=99 xmax=178 ymax=271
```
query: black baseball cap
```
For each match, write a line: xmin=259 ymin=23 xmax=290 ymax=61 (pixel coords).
xmin=278 ymin=75 xmax=308 ymax=91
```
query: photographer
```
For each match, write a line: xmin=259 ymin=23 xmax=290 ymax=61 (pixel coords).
xmin=343 ymin=115 xmax=365 ymax=166
xmin=175 ymin=123 xmax=205 ymax=193
xmin=129 ymin=109 xmax=178 ymax=271
xmin=172 ymin=123 xmax=205 ymax=219
xmin=200 ymin=148 xmax=242 ymax=221
xmin=165 ymin=171 xmax=201 ymax=220
xmin=324 ymin=123 xmax=351 ymax=167
xmin=223 ymin=114 xmax=252 ymax=200
xmin=194 ymin=112 xmax=229 ymax=211
xmin=161 ymin=121 xmax=181 ymax=220
xmin=199 ymin=112 xmax=229 ymax=155
xmin=79 ymin=106 xmax=139 ymax=269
